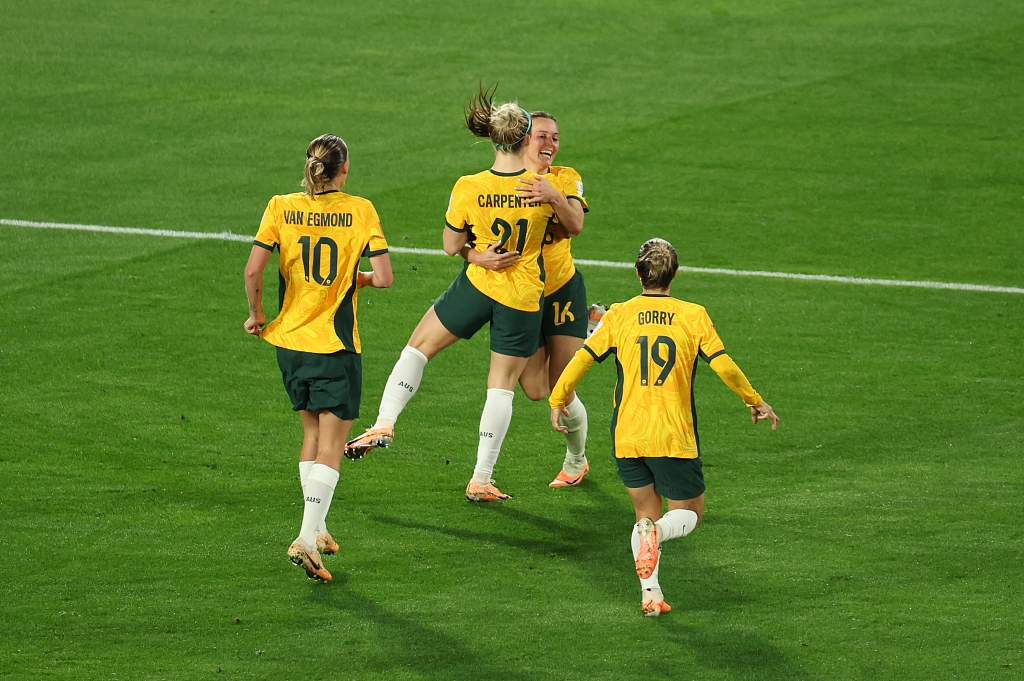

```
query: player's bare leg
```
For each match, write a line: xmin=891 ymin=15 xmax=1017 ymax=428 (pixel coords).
xmin=466 ymin=352 xmax=530 ymax=501
xmin=289 ymin=411 xmax=353 ymax=581
xmin=546 ymin=334 xmax=589 ymax=486
xmin=625 ymin=485 xmax=704 ymax=615
xmin=346 ymin=307 xmax=459 ymax=458
xmin=517 ymin=344 xmax=549 ymax=401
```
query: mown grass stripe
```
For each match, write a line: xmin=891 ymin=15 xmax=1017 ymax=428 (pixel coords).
xmin=4 ymin=217 xmax=1022 ymax=295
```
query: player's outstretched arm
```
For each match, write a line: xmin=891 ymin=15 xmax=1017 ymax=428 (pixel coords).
xmin=549 ymin=348 xmax=596 ymax=433
xmin=708 ymin=353 xmax=779 ymax=430
xmin=243 ymin=245 xmax=272 ymax=337
xmin=750 ymin=401 xmax=780 ymax=430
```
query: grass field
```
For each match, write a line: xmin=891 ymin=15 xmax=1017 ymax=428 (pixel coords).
xmin=2 ymin=1 xmax=1023 ymax=679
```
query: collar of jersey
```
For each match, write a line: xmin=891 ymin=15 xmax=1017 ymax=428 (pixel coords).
xmin=315 ymin=190 xmax=341 ymax=195
xmin=641 ymin=293 xmax=670 ymax=297
xmin=488 ymin=168 xmax=527 ymax=177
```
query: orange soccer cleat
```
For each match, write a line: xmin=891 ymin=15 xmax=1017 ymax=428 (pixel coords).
xmin=287 ymin=540 xmax=332 ymax=582
xmin=344 ymin=425 xmax=394 ymax=460
xmin=316 ymin=532 xmax=339 ymax=556
xmin=634 ymin=517 xmax=660 ymax=579
xmin=587 ymin=303 xmax=606 ymax=337
xmin=465 ymin=479 xmax=511 ymax=502
xmin=549 ymin=462 xmax=590 ymax=488
xmin=642 ymin=600 xmax=672 ymax=617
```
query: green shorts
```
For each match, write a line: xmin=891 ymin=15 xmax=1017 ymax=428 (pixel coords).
xmin=616 ymin=456 xmax=706 ymax=501
xmin=541 ymin=269 xmax=588 ymax=340
xmin=275 ymin=347 xmax=361 ymax=420
xmin=433 ymin=267 xmax=542 ymax=358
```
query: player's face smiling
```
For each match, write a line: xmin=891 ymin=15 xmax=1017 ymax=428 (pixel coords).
xmin=528 ymin=119 xmax=559 ymax=171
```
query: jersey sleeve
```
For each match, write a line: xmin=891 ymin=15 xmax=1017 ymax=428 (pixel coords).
xmin=253 ymin=197 xmax=281 ymax=251
xmin=708 ymin=354 xmax=763 ymax=407
xmin=361 ymin=202 xmax=389 ymax=257
xmin=556 ymin=167 xmax=588 ymax=212
xmin=444 ymin=178 xmax=473 ymax=233
xmin=581 ymin=304 xmax=617 ymax=362
xmin=549 ymin=347 xmax=596 ymax=409
xmin=696 ymin=308 xmax=726 ymax=363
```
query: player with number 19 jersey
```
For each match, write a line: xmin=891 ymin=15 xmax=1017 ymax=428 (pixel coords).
xmin=253 ymin=191 xmax=389 ymax=354
xmin=554 ymin=294 xmax=762 ymax=459
xmin=445 ymin=169 xmax=559 ymax=312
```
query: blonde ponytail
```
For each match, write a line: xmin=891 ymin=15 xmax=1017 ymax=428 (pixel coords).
xmin=464 ymin=84 xmax=532 ymax=152
xmin=301 ymin=134 xmax=348 ymax=200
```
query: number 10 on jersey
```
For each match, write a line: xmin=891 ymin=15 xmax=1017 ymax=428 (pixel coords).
xmin=297 ymin=236 xmax=339 ymax=286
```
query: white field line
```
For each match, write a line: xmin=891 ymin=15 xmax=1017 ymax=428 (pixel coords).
xmin=4 ymin=217 xmax=1022 ymax=295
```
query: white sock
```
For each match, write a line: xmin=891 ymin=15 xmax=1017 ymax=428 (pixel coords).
xmin=656 ymin=509 xmax=699 ymax=542
xmin=298 ymin=460 xmax=329 ymax=535
xmin=471 ymin=388 xmax=514 ymax=485
xmin=630 ymin=523 xmax=663 ymax=600
xmin=298 ymin=464 xmax=339 ymax=548
xmin=375 ymin=346 xmax=428 ymax=428
xmin=559 ymin=396 xmax=588 ymax=476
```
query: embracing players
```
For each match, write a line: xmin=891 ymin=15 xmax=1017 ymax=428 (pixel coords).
xmin=346 ymin=86 xmax=581 ymax=501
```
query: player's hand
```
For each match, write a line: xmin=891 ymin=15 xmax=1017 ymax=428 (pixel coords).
xmin=244 ymin=312 xmax=266 ymax=337
xmin=750 ymin=401 xmax=779 ymax=430
xmin=516 ymin=175 xmax=562 ymax=205
xmin=469 ymin=242 xmax=520 ymax=271
xmin=550 ymin=407 xmax=570 ymax=434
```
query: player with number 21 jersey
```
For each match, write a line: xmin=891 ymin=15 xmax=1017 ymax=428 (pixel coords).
xmin=445 ymin=168 xmax=558 ymax=312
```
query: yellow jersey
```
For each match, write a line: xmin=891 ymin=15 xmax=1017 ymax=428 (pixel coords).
xmin=444 ymin=168 xmax=559 ymax=312
xmin=550 ymin=294 xmax=762 ymax=459
xmin=542 ymin=166 xmax=589 ymax=296
xmin=253 ymin=191 xmax=389 ymax=354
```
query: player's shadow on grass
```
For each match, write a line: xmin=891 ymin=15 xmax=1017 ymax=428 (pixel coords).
xmin=310 ymin=573 xmax=536 ymax=681
xmin=654 ymin=621 xmax=820 ymax=681
xmin=375 ymin=483 xmax=813 ymax=680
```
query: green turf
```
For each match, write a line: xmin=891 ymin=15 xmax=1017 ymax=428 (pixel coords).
xmin=1 ymin=0 xmax=1023 ymax=678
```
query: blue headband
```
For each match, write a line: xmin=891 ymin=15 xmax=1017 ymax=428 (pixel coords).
xmin=495 ymin=109 xmax=533 ymax=151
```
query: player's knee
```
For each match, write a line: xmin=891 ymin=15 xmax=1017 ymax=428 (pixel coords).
xmin=522 ymin=383 xmax=548 ymax=401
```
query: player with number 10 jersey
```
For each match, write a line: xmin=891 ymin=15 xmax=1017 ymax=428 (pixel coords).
xmin=254 ymin=191 xmax=388 ymax=353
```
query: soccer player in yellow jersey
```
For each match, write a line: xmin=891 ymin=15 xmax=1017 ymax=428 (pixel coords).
xmin=466 ymin=111 xmax=594 ymax=488
xmin=549 ymin=239 xmax=779 ymax=616
xmin=243 ymin=134 xmax=393 ymax=582
xmin=346 ymin=87 xmax=579 ymax=501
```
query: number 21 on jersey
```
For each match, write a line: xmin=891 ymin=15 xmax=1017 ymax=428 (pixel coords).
xmin=490 ymin=218 xmax=528 ymax=254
